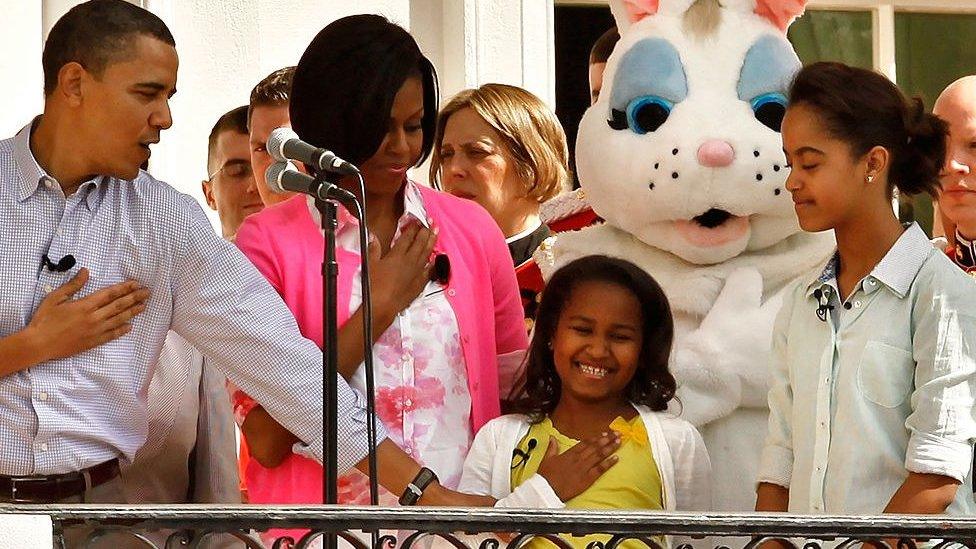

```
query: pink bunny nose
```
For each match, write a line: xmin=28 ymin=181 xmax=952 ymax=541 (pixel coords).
xmin=697 ymin=140 xmax=735 ymax=168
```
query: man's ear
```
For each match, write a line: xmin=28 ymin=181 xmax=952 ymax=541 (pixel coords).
xmin=57 ymin=62 xmax=87 ymax=107
xmin=202 ymin=180 xmax=218 ymax=211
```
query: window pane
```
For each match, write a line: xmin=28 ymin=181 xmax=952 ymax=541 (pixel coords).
xmin=788 ymin=10 xmax=873 ymax=68
xmin=895 ymin=12 xmax=976 ymax=236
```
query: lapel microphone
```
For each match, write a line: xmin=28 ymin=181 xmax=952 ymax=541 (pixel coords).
xmin=813 ymin=288 xmax=833 ymax=323
xmin=42 ymin=254 xmax=76 ymax=273
xmin=510 ymin=438 xmax=538 ymax=470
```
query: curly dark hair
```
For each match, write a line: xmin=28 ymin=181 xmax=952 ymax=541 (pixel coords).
xmin=509 ymin=255 xmax=676 ymax=423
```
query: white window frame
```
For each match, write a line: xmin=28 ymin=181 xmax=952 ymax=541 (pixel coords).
xmin=555 ymin=0 xmax=976 ymax=82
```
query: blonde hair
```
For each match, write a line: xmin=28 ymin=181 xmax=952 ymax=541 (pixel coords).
xmin=430 ymin=83 xmax=569 ymax=203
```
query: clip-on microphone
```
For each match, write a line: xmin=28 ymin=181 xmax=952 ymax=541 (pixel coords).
xmin=42 ymin=254 xmax=76 ymax=273
xmin=511 ymin=438 xmax=538 ymax=469
xmin=813 ymin=288 xmax=833 ymax=322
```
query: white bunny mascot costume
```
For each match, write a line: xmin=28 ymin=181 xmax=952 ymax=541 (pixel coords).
xmin=536 ymin=0 xmax=836 ymax=511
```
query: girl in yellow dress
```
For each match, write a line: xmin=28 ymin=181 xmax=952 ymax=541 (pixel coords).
xmin=459 ymin=255 xmax=711 ymax=549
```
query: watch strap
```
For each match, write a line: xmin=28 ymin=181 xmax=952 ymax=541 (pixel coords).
xmin=398 ymin=467 xmax=438 ymax=506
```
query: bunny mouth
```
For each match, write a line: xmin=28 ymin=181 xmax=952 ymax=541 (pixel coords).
xmin=693 ymin=209 xmax=733 ymax=228
xmin=673 ymin=208 xmax=750 ymax=248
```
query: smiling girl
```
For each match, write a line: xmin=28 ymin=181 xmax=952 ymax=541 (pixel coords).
xmin=756 ymin=62 xmax=976 ymax=520
xmin=459 ymin=255 xmax=711 ymax=549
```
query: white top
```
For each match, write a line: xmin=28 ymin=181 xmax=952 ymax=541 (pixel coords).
xmin=758 ymin=223 xmax=976 ymax=515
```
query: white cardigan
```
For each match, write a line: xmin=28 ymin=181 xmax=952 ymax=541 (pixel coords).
xmin=460 ymin=404 xmax=713 ymax=512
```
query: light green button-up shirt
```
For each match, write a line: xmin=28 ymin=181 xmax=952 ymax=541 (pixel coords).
xmin=758 ymin=223 xmax=976 ymax=515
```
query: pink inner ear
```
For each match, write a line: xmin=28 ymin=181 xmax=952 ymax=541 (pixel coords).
xmin=754 ymin=0 xmax=807 ymax=31
xmin=623 ymin=0 xmax=660 ymax=23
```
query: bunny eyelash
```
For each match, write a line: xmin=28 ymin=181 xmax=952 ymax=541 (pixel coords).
xmin=608 ymin=109 xmax=629 ymax=131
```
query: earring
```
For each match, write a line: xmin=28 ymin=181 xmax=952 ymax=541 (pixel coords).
xmin=546 ymin=341 xmax=553 ymax=350
xmin=866 ymin=174 xmax=875 ymax=183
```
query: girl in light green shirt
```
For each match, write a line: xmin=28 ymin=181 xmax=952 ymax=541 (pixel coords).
xmin=756 ymin=62 xmax=976 ymax=525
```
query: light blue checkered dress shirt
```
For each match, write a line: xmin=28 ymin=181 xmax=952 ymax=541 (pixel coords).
xmin=0 ymin=121 xmax=384 ymax=475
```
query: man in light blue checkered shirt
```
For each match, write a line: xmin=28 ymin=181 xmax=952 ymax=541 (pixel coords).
xmin=0 ymin=0 xmax=490 ymax=509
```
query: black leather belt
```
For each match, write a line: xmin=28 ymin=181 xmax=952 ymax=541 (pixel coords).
xmin=0 ymin=458 xmax=120 ymax=503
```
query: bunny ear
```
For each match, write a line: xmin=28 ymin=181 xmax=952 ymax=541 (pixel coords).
xmin=622 ymin=0 xmax=661 ymax=22
xmin=610 ymin=0 xmax=703 ymax=32
xmin=753 ymin=0 xmax=808 ymax=31
xmin=609 ymin=0 xmax=660 ymax=32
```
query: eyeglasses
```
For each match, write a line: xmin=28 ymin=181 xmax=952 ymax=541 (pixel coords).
xmin=207 ymin=161 xmax=253 ymax=182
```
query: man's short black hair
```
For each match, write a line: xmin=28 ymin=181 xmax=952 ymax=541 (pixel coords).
xmin=42 ymin=0 xmax=175 ymax=96
xmin=589 ymin=27 xmax=620 ymax=65
xmin=207 ymin=106 xmax=249 ymax=170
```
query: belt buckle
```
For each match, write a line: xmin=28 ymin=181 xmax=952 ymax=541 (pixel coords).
xmin=7 ymin=474 xmax=55 ymax=503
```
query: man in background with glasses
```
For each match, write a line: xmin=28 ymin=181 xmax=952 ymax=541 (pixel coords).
xmin=203 ymin=105 xmax=264 ymax=240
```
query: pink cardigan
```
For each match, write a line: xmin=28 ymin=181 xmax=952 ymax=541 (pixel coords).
xmin=234 ymin=186 xmax=527 ymax=501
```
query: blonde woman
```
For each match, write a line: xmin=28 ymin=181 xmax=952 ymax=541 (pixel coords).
xmin=431 ymin=84 xmax=569 ymax=268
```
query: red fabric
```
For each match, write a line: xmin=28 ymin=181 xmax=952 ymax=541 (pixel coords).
xmin=547 ymin=208 xmax=601 ymax=234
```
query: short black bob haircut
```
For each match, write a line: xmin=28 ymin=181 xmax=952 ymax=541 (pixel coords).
xmin=42 ymin=0 xmax=175 ymax=96
xmin=509 ymin=255 xmax=677 ymax=423
xmin=290 ymin=15 xmax=439 ymax=170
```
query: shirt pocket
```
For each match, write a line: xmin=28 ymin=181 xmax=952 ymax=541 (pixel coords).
xmin=857 ymin=341 xmax=915 ymax=408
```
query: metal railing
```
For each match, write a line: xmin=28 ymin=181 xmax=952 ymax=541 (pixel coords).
xmin=3 ymin=505 xmax=976 ymax=549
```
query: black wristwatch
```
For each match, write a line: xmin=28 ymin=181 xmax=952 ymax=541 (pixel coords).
xmin=398 ymin=467 xmax=438 ymax=506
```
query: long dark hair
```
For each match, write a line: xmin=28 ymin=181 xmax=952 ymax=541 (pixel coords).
xmin=290 ymin=14 xmax=439 ymax=169
xmin=789 ymin=62 xmax=947 ymax=197
xmin=509 ymin=255 xmax=676 ymax=422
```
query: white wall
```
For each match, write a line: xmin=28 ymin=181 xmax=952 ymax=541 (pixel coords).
xmin=0 ymin=2 xmax=43 ymax=136
xmin=0 ymin=0 xmax=554 ymax=230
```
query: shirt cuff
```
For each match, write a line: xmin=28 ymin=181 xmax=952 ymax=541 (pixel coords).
xmin=905 ymin=431 xmax=973 ymax=483
xmin=757 ymin=445 xmax=793 ymax=488
xmin=293 ymin=419 xmax=390 ymax=473
xmin=494 ymin=474 xmax=565 ymax=508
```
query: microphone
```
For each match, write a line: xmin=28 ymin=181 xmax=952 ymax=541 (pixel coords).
xmin=813 ymin=288 xmax=833 ymax=323
xmin=265 ymin=162 xmax=358 ymax=205
xmin=42 ymin=253 xmax=76 ymax=272
xmin=511 ymin=438 xmax=538 ymax=470
xmin=267 ymin=127 xmax=360 ymax=176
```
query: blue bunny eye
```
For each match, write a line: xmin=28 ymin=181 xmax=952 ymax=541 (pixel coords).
xmin=608 ymin=95 xmax=673 ymax=134
xmin=751 ymin=92 xmax=787 ymax=132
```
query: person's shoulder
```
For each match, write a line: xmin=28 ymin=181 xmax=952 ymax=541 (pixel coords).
xmin=0 ymin=134 xmax=15 ymax=155
xmin=481 ymin=413 xmax=531 ymax=430
xmin=915 ymin=248 xmax=976 ymax=302
xmin=127 ymin=170 xmax=194 ymax=206
xmin=124 ymin=171 xmax=208 ymax=228
xmin=242 ymin=194 xmax=308 ymax=229
xmin=418 ymin=184 xmax=496 ymax=227
xmin=635 ymin=405 xmax=701 ymax=439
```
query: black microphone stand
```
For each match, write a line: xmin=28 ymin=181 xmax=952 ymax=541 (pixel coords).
xmin=313 ymin=171 xmax=379 ymax=549
xmin=315 ymin=192 xmax=340 ymax=549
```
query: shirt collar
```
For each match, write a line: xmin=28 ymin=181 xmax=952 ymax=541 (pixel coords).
xmin=868 ymin=223 xmax=933 ymax=298
xmin=12 ymin=118 xmax=107 ymax=211
xmin=953 ymin=230 xmax=976 ymax=269
xmin=12 ymin=120 xmax=46 ymax=202
xmin=313 ymin=179 xmax=431 ymax=235
xmin=805 ymin=223 xmax=933 ymax=299
xmin=805 ymin=252 xmax=838 ymax=297
xmin=505 ymin=219 xmax=543 ymax=244
xmin=401 ymin=180 xmax=431 ymax=229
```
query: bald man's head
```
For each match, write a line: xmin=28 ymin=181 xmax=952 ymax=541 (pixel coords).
xmin=935 ymin=76 xmax=976 ymax=240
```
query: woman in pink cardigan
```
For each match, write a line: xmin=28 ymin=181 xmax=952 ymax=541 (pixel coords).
xmin=233 ymin=14 xmax=528 ymax=519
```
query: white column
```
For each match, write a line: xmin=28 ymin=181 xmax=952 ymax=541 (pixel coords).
xmin=413 ymin=0 xmax=556 ymax=107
